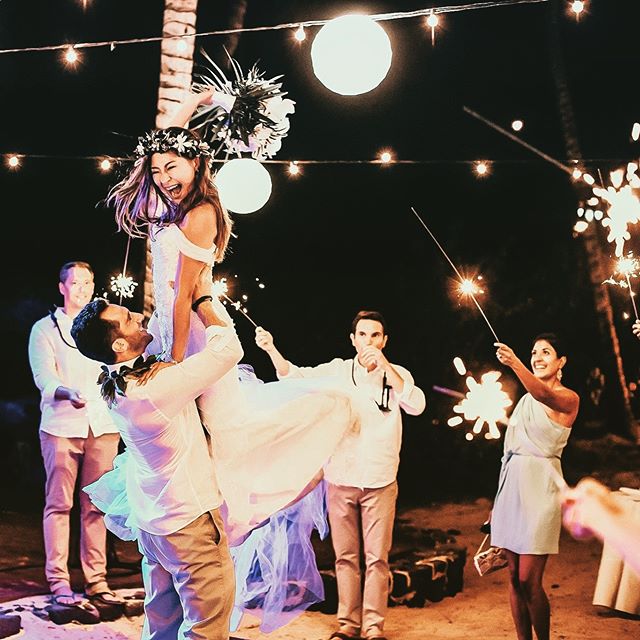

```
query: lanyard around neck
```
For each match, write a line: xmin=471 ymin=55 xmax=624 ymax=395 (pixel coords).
xmin=351 ymin=358 xmax=391 ymax=412
xmin=49 ymin=306 xmax=78 ymax=350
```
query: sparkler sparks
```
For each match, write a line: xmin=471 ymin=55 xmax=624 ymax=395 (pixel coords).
xmin=450 ymin=371 xmax=512 ymax=439
xmin=584 ymin=163 xmax=640 ymax=257
xmin=603 ymin=253 xmax=640 ymax=320
xmin=212 ymin=275 xmax=259 ymax=327
xmin=110 ymin=273 xmax=138 ymax=299
xmin=436 ymin=356 xmax=513 ymax=440
xmin=459 ymin=278 xmax=484 ymax=296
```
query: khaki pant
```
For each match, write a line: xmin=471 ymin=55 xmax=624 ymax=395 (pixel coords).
xmin=39 ymin=430 xmax=120 ymax=595
xmin=328 ymin=481 xmax=398 ymax=639
xmin=137 ymin=509 xmax=235 ymax=640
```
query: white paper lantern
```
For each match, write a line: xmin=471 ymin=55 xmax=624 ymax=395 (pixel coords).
xmin=215 ymin=158 xmax=272 ymax=214
xmin=311 ymin=15 xmax=392 ymax=96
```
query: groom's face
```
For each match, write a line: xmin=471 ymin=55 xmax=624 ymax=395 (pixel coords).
xmin=101 ymin=304 xmax=153 ymax=355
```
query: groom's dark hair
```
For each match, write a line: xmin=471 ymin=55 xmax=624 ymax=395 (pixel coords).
xmin=71 ymin=298 xmax=119 ymax=364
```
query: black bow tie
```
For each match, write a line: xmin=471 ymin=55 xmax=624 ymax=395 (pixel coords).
xmin=98 ymin=354 xmax=159 ymax=408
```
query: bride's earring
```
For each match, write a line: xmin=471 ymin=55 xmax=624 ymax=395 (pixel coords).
xmin=557 ymin=368 xmax=563 ymax=381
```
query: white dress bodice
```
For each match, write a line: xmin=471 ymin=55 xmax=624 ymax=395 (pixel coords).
xmin=149 ymin=223 xmax=233 ymax=358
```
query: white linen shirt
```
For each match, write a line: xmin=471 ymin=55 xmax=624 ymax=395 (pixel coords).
xmin=281 ymin=357 xmax=426 ymax=489
xmin=106 ymin=325 xmax=243 ymax=536
xmin=28 ymin=307 xmax=118 ymax=438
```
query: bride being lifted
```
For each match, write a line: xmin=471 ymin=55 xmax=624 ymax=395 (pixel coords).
xmin=96 ymin=87 xmax=363 ymax=632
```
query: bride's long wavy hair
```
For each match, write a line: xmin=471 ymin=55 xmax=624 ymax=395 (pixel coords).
xmin=106 ymin=131 xmax=232 ymax=263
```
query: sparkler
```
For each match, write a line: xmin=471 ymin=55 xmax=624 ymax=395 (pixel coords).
xmin=433 ymin=356 xmax=513 ymax=440
xmin=587 ymin=163 xmax=640 ymax=257
xmin=410 ymin=206 xmax=500 ymax=342
xmin=112 ymin=234 xmax=138 ymax=304
xmin=459 ymin=278 xmax=484 ymax=297
xmin=451 ymin=371 xmax=513 ymax=439
xmin=110 ymin=273 xmax=138 ymax=300
xmin=603 ymin=253 xmax=640 ymax=320
xmin=212 ymin=276 xmax=259 ymax=328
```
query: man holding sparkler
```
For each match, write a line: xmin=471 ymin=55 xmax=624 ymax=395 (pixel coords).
xmin=256 ymin=310 xmax=426 ymax=640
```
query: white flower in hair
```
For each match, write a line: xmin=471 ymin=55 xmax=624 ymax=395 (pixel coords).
xmin=175 ymin=132 xmax=190 ymax=154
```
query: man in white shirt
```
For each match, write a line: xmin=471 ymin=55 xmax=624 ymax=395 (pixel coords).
xmin=256 ymin=310 xmax=426 ymax=640
xmin=70 ymin=272 xmax=243 ymax=640
xmin=28 ymin=261 xmax=121 ymax=608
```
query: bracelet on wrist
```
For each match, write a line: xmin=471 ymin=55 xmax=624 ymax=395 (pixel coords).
xmin=192 ymin=295 xmax=213 ymax=312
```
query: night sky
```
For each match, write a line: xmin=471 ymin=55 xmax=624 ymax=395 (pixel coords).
xmin=1 ymin=0 xmax=639 ymax=503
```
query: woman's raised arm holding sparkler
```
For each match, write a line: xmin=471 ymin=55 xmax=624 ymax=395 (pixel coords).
xmin=494 ymin=339 xmax=579 ymax=422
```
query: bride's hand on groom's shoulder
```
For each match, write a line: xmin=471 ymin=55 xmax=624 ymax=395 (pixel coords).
xmin=137 ymin=361 xmax=176 ymax=385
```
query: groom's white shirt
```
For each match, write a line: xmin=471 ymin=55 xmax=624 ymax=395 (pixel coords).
xmin=104 ymin=324 xmax=243 ymax=536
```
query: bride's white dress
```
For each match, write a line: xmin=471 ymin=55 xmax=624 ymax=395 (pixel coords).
xmin=89 ymin=223 xmax=362 ymax=632
xmin=147 ymin=224 xmax=361 ymax=533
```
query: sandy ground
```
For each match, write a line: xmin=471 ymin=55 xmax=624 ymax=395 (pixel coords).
xmin=1 ymin=497 xmax=638 ymax=640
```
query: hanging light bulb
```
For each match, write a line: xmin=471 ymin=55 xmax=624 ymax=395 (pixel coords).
xmin=99 ymin=158 xmax=112 ymax=172
xmin=176 ymin=37 xmax=189 ymax=54
xmin=425 ymin=12 xmax=439 ymax=46
xmin=511 ymin=119 xmax=524 ymax=132
xmin=294 ymin=25 xmax=306 ymax=42
xmin=571 ymin=1 xmax=585 ymax=19
xmin=379 ymin=150 xmax=393 ymax=164
xmin=64 ymin=46 xmax=79 ymax=65
xmin=287 ymin=161 xmax=301 ymax=176
xmin=6 ymin=155 xmax=21 ymax=169
xmin=474 ymin=161 xmax=490 ymax=177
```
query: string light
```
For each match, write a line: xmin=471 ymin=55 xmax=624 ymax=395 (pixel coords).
xmin=0 ymin=152 xmax=628 ymax=175
xmin=6 ymin=155 xmax=21 ymax=169
xmin=63 ymin=46 xmax=79 ymax=65
xmin=474 ymin=160 xmax=490 ymax=177
xmin=379 ymin=150 xmax=393 ymax=164
xmin=511 ymin=119 xmax=524 ymax=132
xmin=632 ymin=122 xmax=640 ymax=142
xmin=294 ymin=25 xmax=306 ymax=41
xmin=570 ymin=0 xmax=585 ymax=20
xmin=572 ymin=167 xmax=583 ymax=180
xmin=99 ymin=158 xmax=112 ymax=172
xmin=425 ymin=11 xmax=439 ymax=45
xmin=287 ymin=161 xmax=301 ymax=176
xmin=0 ymin=1 xmax=551 ymax=57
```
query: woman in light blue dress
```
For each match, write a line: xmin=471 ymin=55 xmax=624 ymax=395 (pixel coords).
xmin=492 ymin=333 xmax=579 ymax=640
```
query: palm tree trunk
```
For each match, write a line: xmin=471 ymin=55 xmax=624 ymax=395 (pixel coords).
xmin=143 ymin=0 xmax=200 ymax=318
xmin=548 ymin=0 xmax=636 ymax=439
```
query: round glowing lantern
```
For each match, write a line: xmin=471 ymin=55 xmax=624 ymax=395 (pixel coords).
xmin=215 ymin=158 xmax=272 ymax=214
xmin=311 ymin=15 xmax=392 ymax=96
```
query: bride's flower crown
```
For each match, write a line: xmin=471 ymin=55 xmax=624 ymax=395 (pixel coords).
xmin=134 ymin=127 xmax=212 ymax=161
